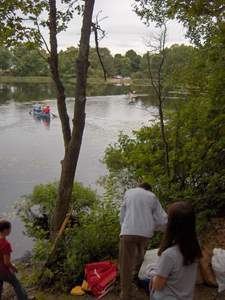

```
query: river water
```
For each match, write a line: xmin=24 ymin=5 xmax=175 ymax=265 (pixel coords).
xmin=0 ymin=82 xmax=158 ymax=257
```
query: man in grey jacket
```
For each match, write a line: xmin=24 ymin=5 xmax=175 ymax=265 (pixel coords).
xmin=119 ymin=183 xmax=167 ymax=300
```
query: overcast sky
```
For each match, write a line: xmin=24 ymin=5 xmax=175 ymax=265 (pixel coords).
xmin=56 ymin=0 xmax=188 ymax=54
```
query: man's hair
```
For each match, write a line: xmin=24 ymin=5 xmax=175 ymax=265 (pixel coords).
xmin=0 ymin=220 xmax=11 ymax=232
xmin=139 ymin=182 xmax=152 ymax=191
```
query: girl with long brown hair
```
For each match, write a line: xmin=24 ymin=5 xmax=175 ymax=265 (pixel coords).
xmin=150 ymin=201 xmax=202 ymax=300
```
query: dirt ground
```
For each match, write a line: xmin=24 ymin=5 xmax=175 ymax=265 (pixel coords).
xmin=3 ymin=284 xmax=225 ymax=300
xmin=40 ymin=286 xmax=225 ymax=300
xmin=3 ymin=218 xmax=225 ymax=300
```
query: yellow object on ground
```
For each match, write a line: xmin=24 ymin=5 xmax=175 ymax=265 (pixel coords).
xmin=81 ymin=280 xmax=90 ymax=292
xmin=70 ymin=286 xmax=86 ymax=296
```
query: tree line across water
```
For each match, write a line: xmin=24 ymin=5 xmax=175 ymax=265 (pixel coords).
xmin=0 ymin=44 xmax=196 ymax=80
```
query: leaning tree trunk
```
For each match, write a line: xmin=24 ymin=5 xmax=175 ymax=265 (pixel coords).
xmin=50 ymin=0 xmax=95 ymax=237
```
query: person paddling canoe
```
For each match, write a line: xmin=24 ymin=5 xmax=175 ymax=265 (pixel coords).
xmin=33 ymin=102 xmax=42 ymax=113
xmin=42 ymin=106 xmax=50 ymax=114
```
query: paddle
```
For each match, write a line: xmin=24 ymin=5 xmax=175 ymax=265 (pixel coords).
xmin=51 ymin=112 xmax=57 ymax=118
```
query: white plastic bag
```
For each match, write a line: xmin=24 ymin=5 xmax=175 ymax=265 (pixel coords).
xmin=212 ymin=248 xmax=225 ymax=293
xmin=138 ymin=249 xmax=159 ymax=280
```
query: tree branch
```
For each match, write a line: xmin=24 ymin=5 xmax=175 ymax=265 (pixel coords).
xmin=91 ymin=12 xmax=108 ymax=81
xmin=37 ymin=48 xmax=49 ymax=63
xmin=35 ymin=18 xmax=51 ymax=54
xmin=146 ymin=51 xmax=160 ymax=98
xmin=158 ymin=24 xmax=167 ymax=99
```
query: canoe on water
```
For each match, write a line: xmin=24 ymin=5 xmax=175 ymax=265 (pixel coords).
xmin=32 ymin=110 xmax=51 ymax=119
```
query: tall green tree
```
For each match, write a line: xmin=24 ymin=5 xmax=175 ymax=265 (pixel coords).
xmin=59 ymin=47 xmax=79 ymax=78
xmin=125 ymin=49 xmax=141 ymax=73
xmin=12 ymin=46 xmax=49 ymax=76
xmin=163 ymin=44 xmax=197 ymax=88
xmin=89 ymin=47 xmax=115 ymax=77
xmin=114 ymin=53 xmax=131 ymax=76
xmin=0 ymin=47 xmax=12 ymax=71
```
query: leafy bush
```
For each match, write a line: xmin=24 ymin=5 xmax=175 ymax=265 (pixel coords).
xmin=103 ymin=96 xmax=225 ymax=231
xmin=17 ymin=182 xmax=120 ymax=290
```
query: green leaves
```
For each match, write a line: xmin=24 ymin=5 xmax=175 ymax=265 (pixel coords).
xmin=0 ymin=0 xmax=47 ymax=47
xmin=134 ymin=0 xmax=225 ymax=46
xmin=103 ymin=41 xmax=225 ymax=228
xmin=0 ymin=0 xmax=83 ymax=48
xmin=17 ymin=181 xmax=120 ymax=289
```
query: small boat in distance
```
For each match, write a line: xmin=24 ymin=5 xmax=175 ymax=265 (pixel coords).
xmin=30 ymin=103 xmax=56 ymax=120
xmin=33 ymin=110 xmax=51 ymax=120
xmin=127 ymin=90 xmax=137 ymax=104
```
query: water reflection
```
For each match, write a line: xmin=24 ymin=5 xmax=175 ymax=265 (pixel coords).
xmin=0 ymin=83 xmax=56 ymax=104
xmin=0 ymin=82 xmax=134 ymax=104
xmin=0 ymin=82 xmax=158 ymax=106
xmin=0 ymin=81 xmax=187 ymax=110
xmin=32 ymin=114 xmax=51 ymax=129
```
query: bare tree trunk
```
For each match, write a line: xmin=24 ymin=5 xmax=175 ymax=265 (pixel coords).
xmin=158 ymin=98 xmax=170 ymax=177
xmin=146 ymin=24 xmax=170 ymax=178
xmin=48 ymin=0 xmax=71 ymax=148
xmin=50 ymin=0 xmax=95 ymax=237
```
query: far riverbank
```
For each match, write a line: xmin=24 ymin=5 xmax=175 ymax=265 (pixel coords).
xmin=0 ymin=75 xmax=134 ymax=85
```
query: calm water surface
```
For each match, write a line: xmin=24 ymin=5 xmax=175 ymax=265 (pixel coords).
xmin=0 ymin=83 xmax=158 ymax=257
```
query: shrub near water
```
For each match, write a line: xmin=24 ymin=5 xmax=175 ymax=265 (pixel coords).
xmin=17 ymin=182 xmax=120 ymax=290
xmin=103 ymin=96 xmax=225 ymax=231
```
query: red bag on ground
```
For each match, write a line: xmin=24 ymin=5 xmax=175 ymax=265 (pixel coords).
xmin=85 ymin=261 xmax=117 ymax=299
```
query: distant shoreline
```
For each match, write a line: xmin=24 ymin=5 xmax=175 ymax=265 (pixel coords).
xmin=0 ymin=76 xmax=133 ymax=85
xmin=0 ymin=76 xmax=52 ymax=84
